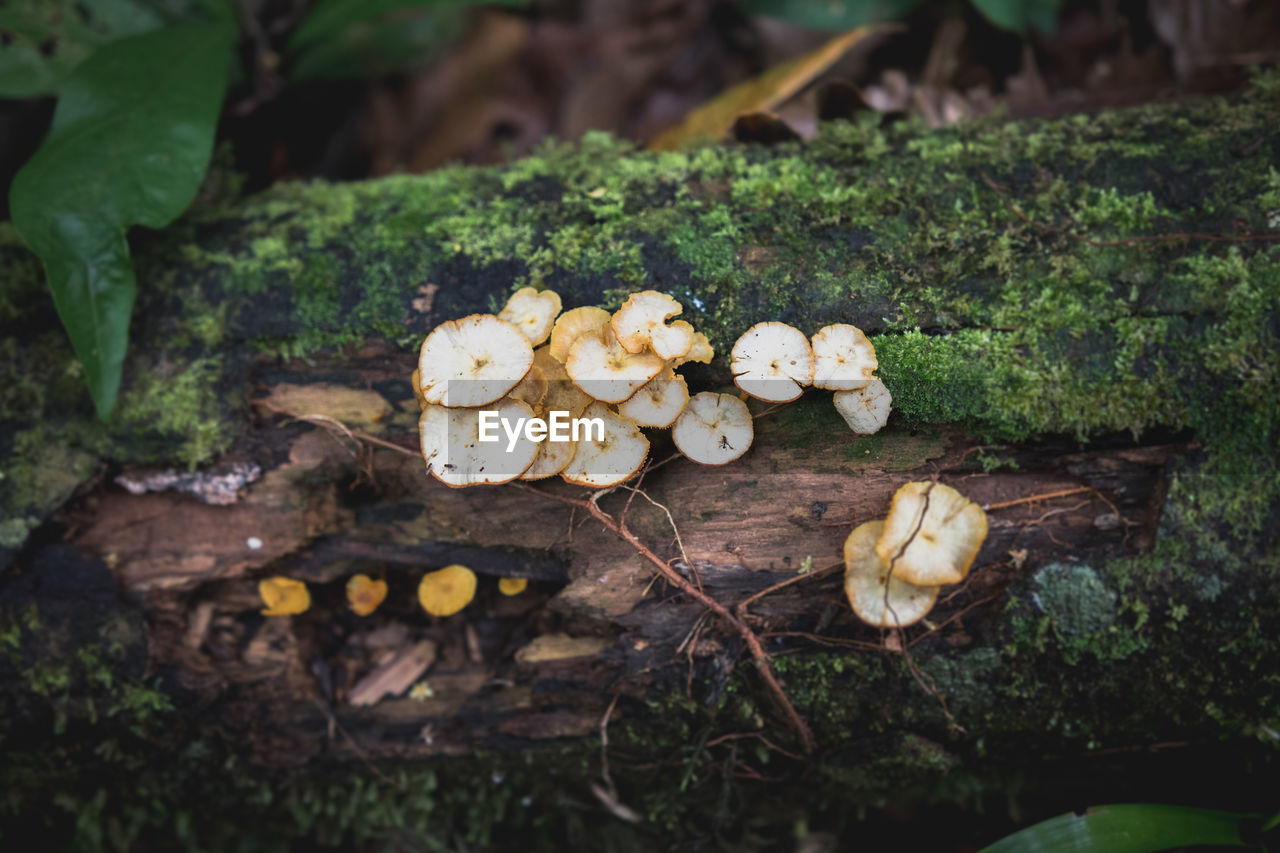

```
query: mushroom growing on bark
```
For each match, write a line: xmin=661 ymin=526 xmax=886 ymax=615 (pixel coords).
xmin=418 ymin=399 xmax=540 ymax=487
xmin=811 ymin=323 xmax=878 ymax=390
xmin=259 ymin=577 xmax=310 ymax=616
xmin=843 ymin=520 xmax=939 ymax=628
xmin=730 ymin=321 xmax=814 ymax=402
xmin=618 ymin=367 xmax=690 ymax=428
xmin=346 ymin=574 xmax=388 ymax=616
xmin=833 ymin=379 xmax=893 ymax=434
xmin=876 ymin=481 xmax=988 ymax=587
xmin=610 ymin=290 xmax=696 ymax=359
xmin=499 ymin=287 xmax=562 ymax=346
xmin=560 ymin=402 xmax=649 ymax=488
xmin=566 ymin=326 xmax=664 ymax=404
xmin=671 ymin=392 xmax=753 ymax=466
xmin=549 ymin=306 xmax=612 ymax=363
xmin=418 ymin=565 xmax=477 ymax=616
xmin=417 ymin=314 xmax=533 ymax=407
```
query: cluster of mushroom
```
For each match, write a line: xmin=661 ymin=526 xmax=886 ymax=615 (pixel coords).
xmin=414 ymin=287 xmax=762 ymax=488
xmin=257 ymin=566 xmax=527 ymax=618
xmin=730 ymin=320 xmax=892 ymax=435
xmin=843 ymin=482 xmax=988 ymax=628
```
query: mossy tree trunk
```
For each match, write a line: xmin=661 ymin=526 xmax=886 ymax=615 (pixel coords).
xmin=1 ymin=82 xmax=1279 ymax=848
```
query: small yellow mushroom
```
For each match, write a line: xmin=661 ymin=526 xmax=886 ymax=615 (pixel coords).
xmin=498 ymin=577 xmax=529 ymax=596
xmin=346 ymin=574 xmax=388 ymax=616
xmin=259 ymin=576 xmax=310 ymax=616
xmin=418 ymin=564 xmax=477 ymax=616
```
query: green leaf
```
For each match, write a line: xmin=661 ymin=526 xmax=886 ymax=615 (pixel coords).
xmin=970 ymin=0 xmax=1062 ymax=34
xmin=979 ymin=804 xmax=1254 ymax=853
xmin=9 ymin=23 xmax=233 ymax=418
xmin=742 ymin=0 xmax=925 ymax=31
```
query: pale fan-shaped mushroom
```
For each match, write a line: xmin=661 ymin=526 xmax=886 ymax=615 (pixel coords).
xmin=549 ymin=306 xmax=611 ymax=363
xmin=533 ymin=347 xmax=592 ymax=418
xmin=418 ymin=398 xmax=539 ymax=487
xmin=844 ymin=520 xmax=939 ymax=628
xmin=812 ymin=324 xmax=878 ymax=390
xmin=499 ymin=287 xmax=562 ymax=346
xmin=417 ymin=314 xmax=533 ymax=407
xmin=671 ymin=392 xmax=753 ymax=466
xmin=566 ymin=326 xmax=664 ymax=404
xmin=833 ymin=379 xmax=892 ymax=434
xmin=560 ymin=402 xmax=649 ymax=488
xmin=671 ymin=331 xmax=714 ymax=367
xmin=618 ymin=367 xmax=689 ymax=428
xmin=730 ymin=321 xmax=814 ymax=403
xmin=611 ymin=290 xmax=695 ymax=359
xmin=875 ymin=482 xmax=988 ymax=587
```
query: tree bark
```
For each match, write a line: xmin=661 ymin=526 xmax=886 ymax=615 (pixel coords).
xmin=2 ymin=84 xmax=1279 ymax=845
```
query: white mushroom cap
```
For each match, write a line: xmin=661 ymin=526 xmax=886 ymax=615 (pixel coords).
xmin=499 ymin=287 xmax=563 ymax=346
xmin=617 ymin=367 xmax=689 ymax=428
xmin=730 ymin=321 xmax=814 ymax=402
xmin=549 ymin=306 xmax=611 ymax=363
xmin=833 ymin=379 xmax=892 ymax=435
xmin=418 ymin=398 xmax=539 ymax=487
xmin=534 ymin=346 xmax=592 ymax=418
xmin=611 ymin=291 xmax=695 ymax=359
xmin=811 ymin=324 xmax=878 ymax=390
xmin=566 ymin=326 xmax=664 ymax=404
xmin=671 ymin=331 xmax=714 ymax=367
xmin=560 ymin=402 xmax=649 ymax=488
xmin=520 ymin=431 xmax=577 ymax=480
xmin=875 ymin=482 xmax=989 ymax=587
xmin=417 ymin=314 xmax=533 ymax=407
xmin=844 ymin=520 xmax=939 ymax=628
xmin=671 ymin=391 xmax=753 ymax=466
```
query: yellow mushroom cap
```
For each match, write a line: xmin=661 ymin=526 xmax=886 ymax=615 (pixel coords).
xmin=833 ymin=379 xmax=893 ymax=435
xmin=418 ymin=565 xmax=477 ymax=616
xmin=811 ymin=324 xmax=878 ymax=391
xmin=346 ymin=574 xmax=388 ymax=616
xmin=844 ymin=520 xmax=939 ymax=628
xmin=671 ymin=391 xmax=753 ymax=466
xmin=566 ymin=326 xmax=664 ymax=404
xmin=498 ymin=577 xmax=528 ymax=596
xmin=259 ymin=576 xmax=310 ymax=616
xmin=417 ymin=314 xmax=533 ymax=407
xmin=875 ymin=482 xmax=989 ymax=587
xmin=611 ymin=291 xmax=695 ymax=359
xmin=418 ymin=399 xmax=540 ymax=487
xmin=560 ymin=402 xmax=650 ymax=488
xmin=549 ymin=306 xmax=611 ymax=363
xmin=499 ymin=287 xmax=562 ymax=346
xmin=730 ymin=321 xmax=814 ymax=402
xmin=507 ymin=364 xmax=548 ymax=409
xmin=617 ymin=367 xmax=689 ymax=428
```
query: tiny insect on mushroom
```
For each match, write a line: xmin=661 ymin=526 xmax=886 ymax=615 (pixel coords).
xmin=843 ymin=520 xmax=939 ymax=628
xmin=259 ymin=576 xmax=310 ymax=616
xmin=811 ymin=323 xmax=878 ymax=390
xmin=566 ymin=326 xmax=664 ymax=404
xmin=498 ymin=287 xmax=563 ymax=346
xmin=560 ymin=402 xmax=650 ymax=488
xmin=730 ymin=321 xmax=814 ymax=402
xmin=610 ymin=290 xmax=696 ymax=360
xmin=549 ymin=306 xmax=612 ymax=363
xmin=671 ymin=391 xmax=753 ymax=466
xmin=346 ymin=574 xmax=388 ymax=616
xmin=876 ymin=481 xmax=989 ymax=587
xmin=617 ymin=366 xmax=690 ymax=428
xmin=498 ymin=577 xmax=528 ymax=596
xmin=418 ymin=564 xmax=477 ymax=617
xmin=417 ymin=314 xmax=533 ymax=407
xmin=833 ymin=378 xmax=893 ymax=434
xmin=419 ymin=398 xmax=540 ymax=487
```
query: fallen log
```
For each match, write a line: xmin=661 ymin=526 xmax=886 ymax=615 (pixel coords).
xmin=1 ymin=79 xmax=1278 ymax=848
